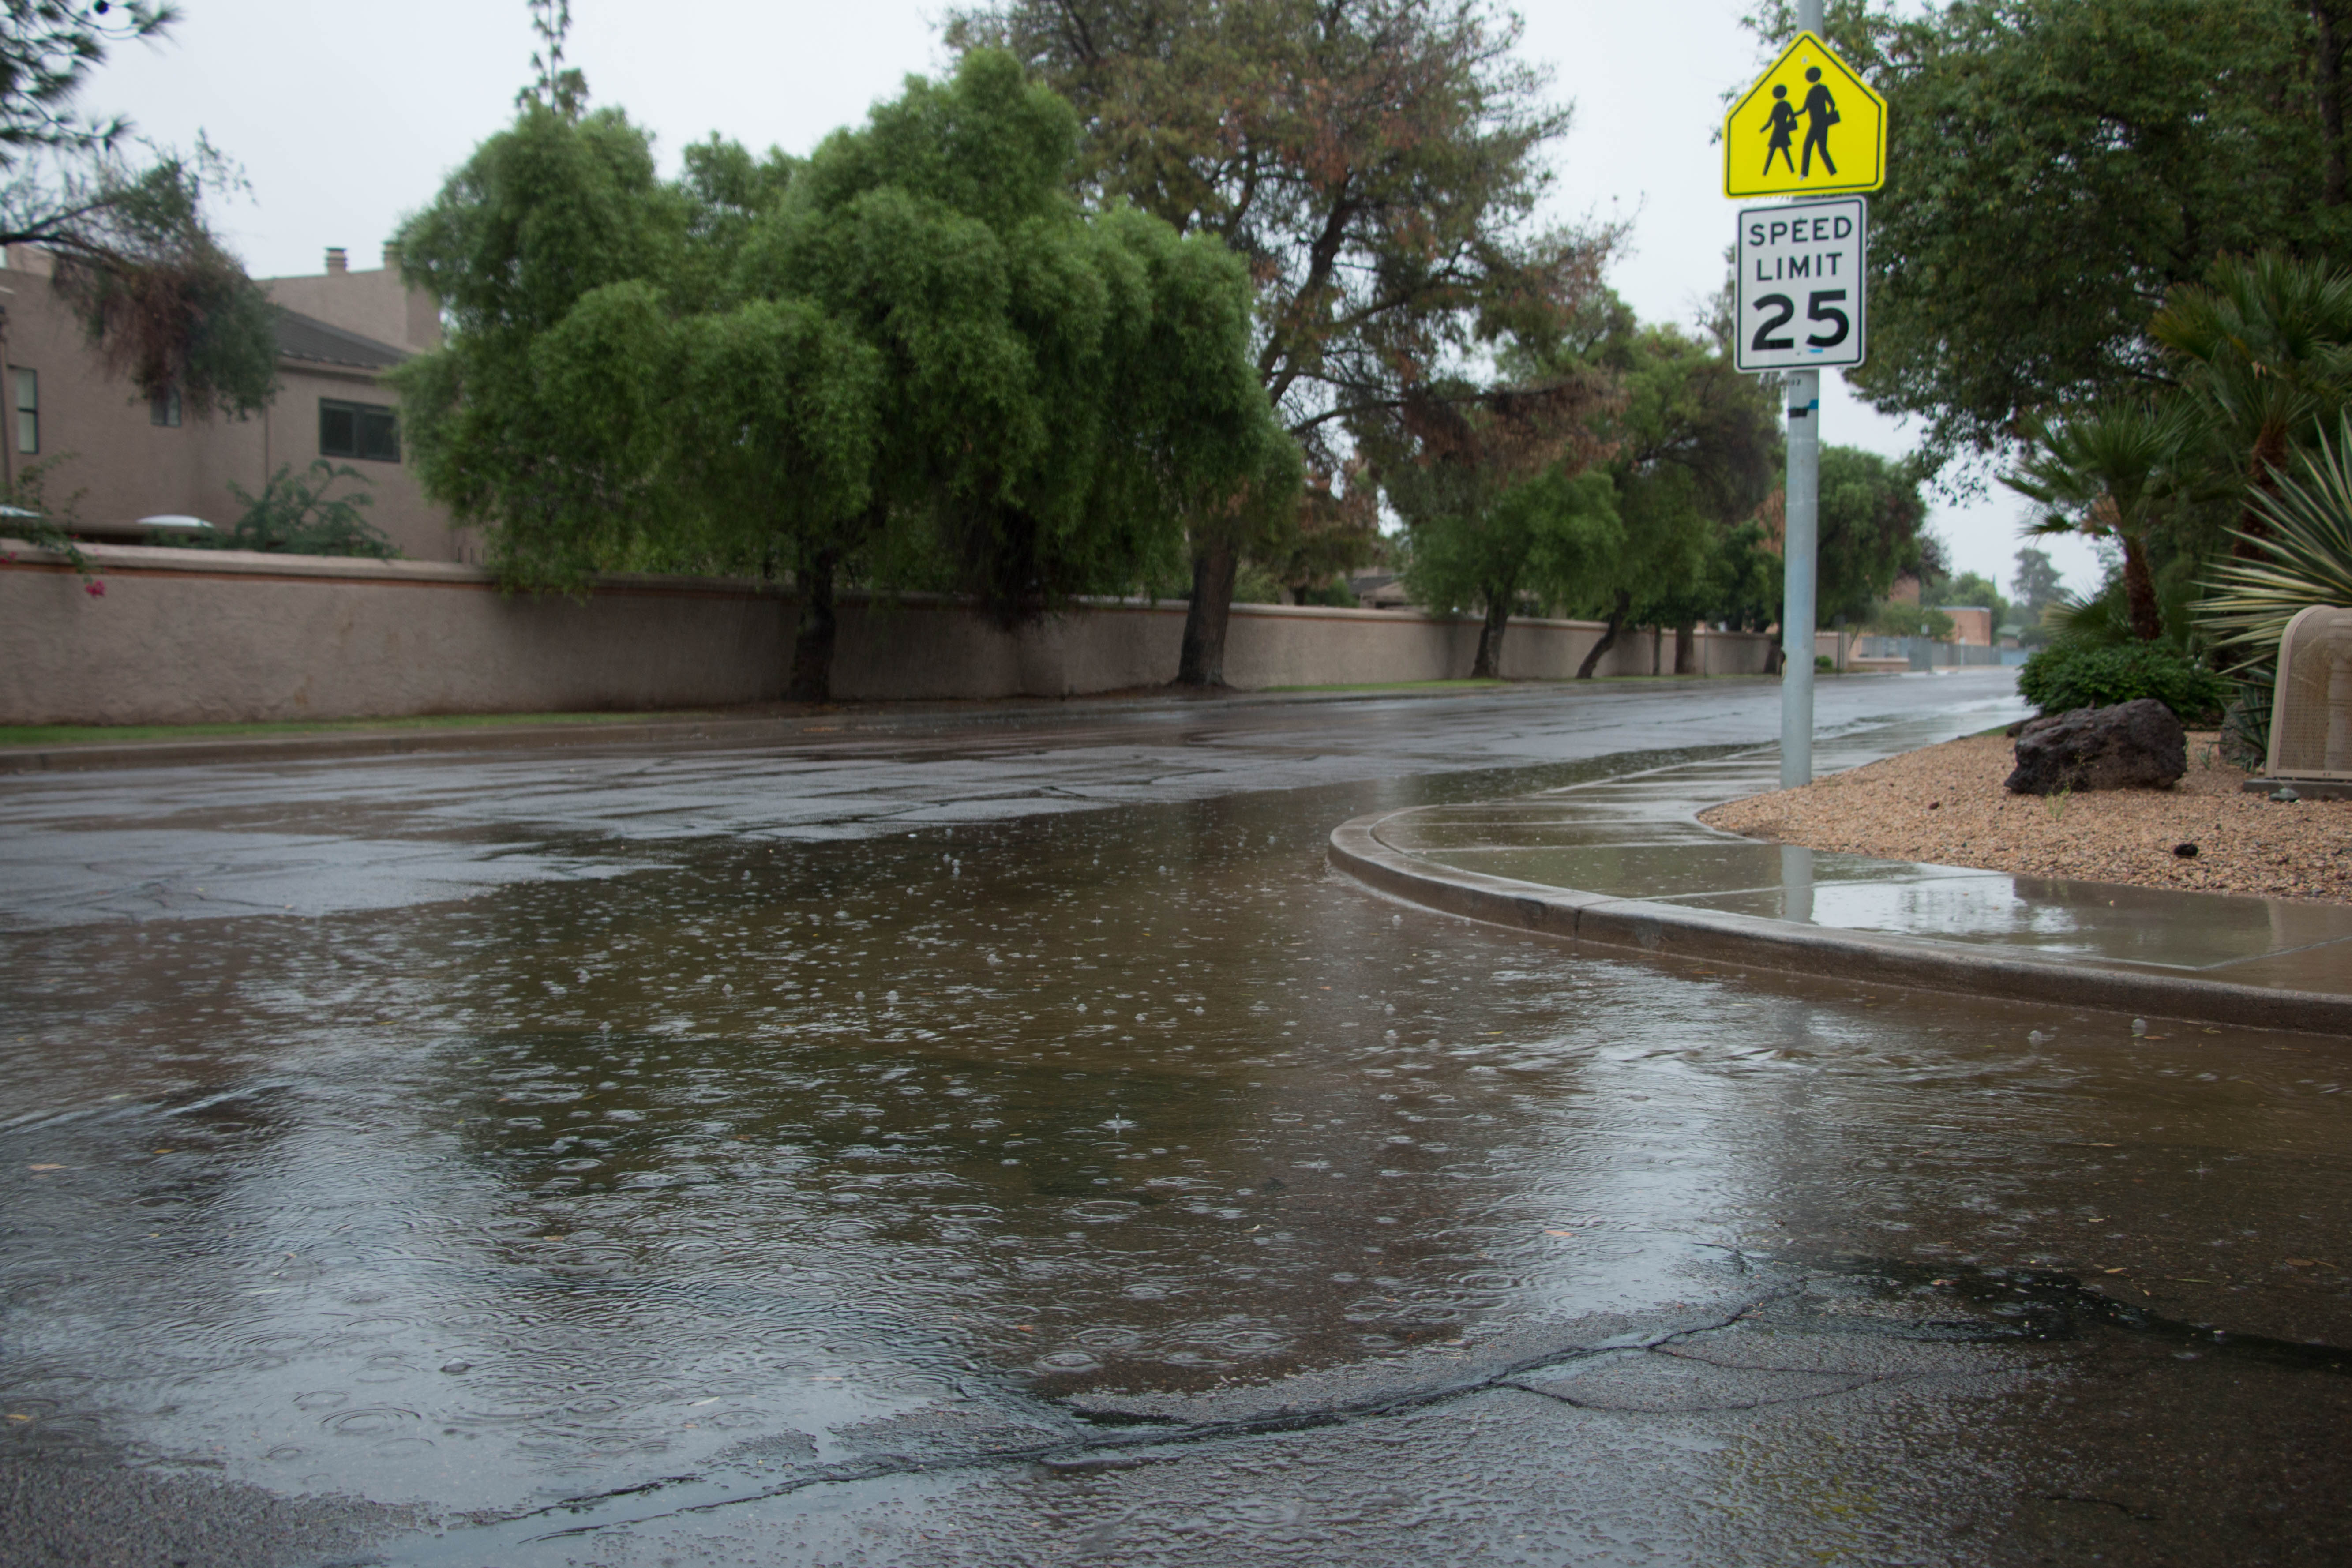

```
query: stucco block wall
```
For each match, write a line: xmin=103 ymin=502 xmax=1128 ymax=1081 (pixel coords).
xmin=0 ymin=544 xmax=1779 ymax=726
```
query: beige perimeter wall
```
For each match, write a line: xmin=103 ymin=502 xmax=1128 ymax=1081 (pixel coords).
xmin=1 ymin=544 xmax=1780 ymax=725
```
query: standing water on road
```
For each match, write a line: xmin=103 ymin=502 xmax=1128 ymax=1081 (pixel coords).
xmin=4 ymin=675 xmax=2349 ymax=1564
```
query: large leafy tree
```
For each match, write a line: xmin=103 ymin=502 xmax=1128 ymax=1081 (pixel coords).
xmin=395 ymin=48 xmax=1284 ymax=701
xmin=391 ymin=97 xmax=694 ymax=585
xmin=1500 ymin=297 xmax=1780 ymax=675
xmin=0 ymin=2 xmax=276 ymax=416
xmin=945 ymin=0 xmax=1609 ymax=684
xmin=1751 ymin=0 xmax=2341 ymax=459
xmin=1580 ymin=317 xmax=1781 ymax=674
xmin=1365 ymin=376 xmax=1617 ymax=676
xmin=1815 ymin=445 xmax=1936 ymax=625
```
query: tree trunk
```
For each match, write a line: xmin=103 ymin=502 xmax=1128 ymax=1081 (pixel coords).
xmin=788 ymin=546 xmax=839 ymax=703
xmin=1673 ymin=621 xmax=1697 ymax=675
xmin=1177 ymin=537 xmax=1238 ymax=687
xmin=2235 ymin=425 xmax=2292 ymax=559
xmin=1576 ymin=589 xmax=1632 ymax=679
xmin=2120 ymin=536 xmax=2164 ymax=642
xmin=1471 ymin=593 xmax=1511 ymax=679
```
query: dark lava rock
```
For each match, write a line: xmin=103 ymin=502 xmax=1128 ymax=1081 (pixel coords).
xmin=2004 ymin=698 xmax=2187 ymax=795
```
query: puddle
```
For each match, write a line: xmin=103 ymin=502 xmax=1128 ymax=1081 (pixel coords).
xmin=4 ymin=680 xmax=2349 ymax=1561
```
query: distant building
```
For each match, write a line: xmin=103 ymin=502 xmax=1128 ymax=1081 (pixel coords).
xmin=0 ymin=244 xmax=468 ymax=561
xmin=1937 ymin=606 xmax=1994 ymax=646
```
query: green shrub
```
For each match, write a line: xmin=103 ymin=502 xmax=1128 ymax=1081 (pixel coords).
xmin=181 ymin=461 xmax=399 ymax=559
xmin=2015 ymin=640 xmax=2229 ymax=721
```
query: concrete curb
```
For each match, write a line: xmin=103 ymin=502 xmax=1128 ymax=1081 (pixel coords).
xmin=1328 ymin=811 xmax=2352 ymax=1037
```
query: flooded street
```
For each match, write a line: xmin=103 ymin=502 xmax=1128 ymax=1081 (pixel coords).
xmin=5 ymin=674 xmax=2350 ymax=1565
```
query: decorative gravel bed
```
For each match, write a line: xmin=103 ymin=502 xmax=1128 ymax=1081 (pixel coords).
xmin=1698 ymin=731 xmax=2352 ymax=905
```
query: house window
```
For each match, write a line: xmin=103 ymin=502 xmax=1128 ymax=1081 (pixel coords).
xmin=319 ymin=398 xmax=398 ymax=462
xmin=13 ymin=368 xmax=35 ymax=454
xmin=150 ymin=386 xmax=181 ymax=427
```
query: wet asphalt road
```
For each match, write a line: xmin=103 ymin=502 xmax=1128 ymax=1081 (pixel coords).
xmin=6 ymin=671 xmax=2352 ymax=1566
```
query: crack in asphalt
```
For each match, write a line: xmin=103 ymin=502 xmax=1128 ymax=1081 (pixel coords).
xmin=392 ymin=1254 xmax=2352 ymax=1559
xmin=443 ymin=1284 xmax=1806 ymax=1550
xmin=2039 ymin=1491 xmax=2163 ymax=1523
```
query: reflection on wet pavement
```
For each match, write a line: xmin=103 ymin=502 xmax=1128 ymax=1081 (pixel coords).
xmin=3 ymin=674 xmax=2349 ymax=1564
xmin=1379 ymin=732 xmax=2352 ymax=991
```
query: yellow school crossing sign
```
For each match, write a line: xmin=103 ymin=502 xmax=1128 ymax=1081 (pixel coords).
xmin=1723 ymin=31 xmax=1885 ymax=199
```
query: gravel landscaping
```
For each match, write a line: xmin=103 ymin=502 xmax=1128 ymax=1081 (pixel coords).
xmin=1699 ymin=731 xmax=2352 ymax=905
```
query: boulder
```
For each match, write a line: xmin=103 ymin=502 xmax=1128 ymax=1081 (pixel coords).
xmin=2004 ymin=698 xmax=2186 ymax=795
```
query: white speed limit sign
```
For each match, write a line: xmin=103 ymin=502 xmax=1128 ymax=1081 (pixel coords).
xmin=1734 ymin=197 xmax=1866 ymax=373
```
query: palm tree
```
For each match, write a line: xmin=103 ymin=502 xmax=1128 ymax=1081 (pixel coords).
xmin=2003 ymin=398 xmax=2195 ymax=642
xmin=2151 ymin=252 xmax=2352 ymax=557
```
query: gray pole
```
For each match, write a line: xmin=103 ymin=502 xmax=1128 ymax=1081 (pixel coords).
xmin=1779 ymin=0 xmax=1826 ymax=788
xmin=1780 ymin=368 xmax=1818 ymax=787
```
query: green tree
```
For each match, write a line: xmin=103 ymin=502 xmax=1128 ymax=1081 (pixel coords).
xmin=1940 ymin=569 xmax=2010 ymax=637
xmin=1579 ymin=318 xmax=1782 ymax=674
xmin=391 ymin=96 xmax=694 ymax=587
xmin=1750 ymin=0 xmax=2339 ymax=458
xmin=2011 ymin=544 xmax=2064 ymax=626
xmin=0 ymin=3 xmax=278 ymax=415
xmin=1366 ymin=377 xmax=1617 ymax=677
xmin=945 ymin=0 xmax=1609 ymax=685
xmin=395 ymin=47 xmax=1285 ymax=701
xmin=1816 ymin=445 xmax=1936 ymax=625
xmin=738 ymin=51 xmax=1292 ymax=691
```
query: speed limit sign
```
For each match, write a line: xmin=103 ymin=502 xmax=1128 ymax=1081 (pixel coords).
xmin=1734 ymin=197 xmax=1866 ymax=373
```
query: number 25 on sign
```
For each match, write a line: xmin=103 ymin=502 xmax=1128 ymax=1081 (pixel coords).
xmin=1734 ymin=197 xmax=1865 ymax=374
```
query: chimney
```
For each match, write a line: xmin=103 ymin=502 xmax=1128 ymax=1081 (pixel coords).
xmin=325 ymin=246 xmax=348 ymax=274
xmin=381 ymin=239 xmax=402 ymax=270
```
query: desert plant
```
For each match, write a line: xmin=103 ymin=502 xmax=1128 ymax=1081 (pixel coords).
xmin=2195 ymin=416 xmax=2352 ymax=660
xmin=2015 ymin=640 xmax=2229 ymax=721
xmin=2195 ymin=415 xmax=2352 ymax=760
xmin=191 ymin=461 xmax=398 ymax=558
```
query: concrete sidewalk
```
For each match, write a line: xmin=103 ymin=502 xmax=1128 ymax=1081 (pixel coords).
xmin=1332 ymin=718 xmax=2352 ymax=1035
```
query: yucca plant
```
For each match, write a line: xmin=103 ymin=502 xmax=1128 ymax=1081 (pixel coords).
xmin=2194 ymin=415 xmax=2352 ymax=760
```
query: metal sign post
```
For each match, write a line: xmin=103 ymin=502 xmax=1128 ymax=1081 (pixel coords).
xmin=1722 ymin=0 xmax=1882 ymax=789
xmin=1733 ymin=196 xmax=1866 ymax=786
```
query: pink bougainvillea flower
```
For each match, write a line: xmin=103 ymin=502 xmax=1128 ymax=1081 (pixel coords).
xmin=85 ymin=580 xmax=105 ymax=597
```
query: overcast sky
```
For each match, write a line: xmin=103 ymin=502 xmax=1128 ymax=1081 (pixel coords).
xmin=94 ymin=0 xmax=2095 ymax=597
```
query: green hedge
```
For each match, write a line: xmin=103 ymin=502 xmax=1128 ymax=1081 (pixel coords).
xmin=2015 ymin=640 xmax=2229 ymax=722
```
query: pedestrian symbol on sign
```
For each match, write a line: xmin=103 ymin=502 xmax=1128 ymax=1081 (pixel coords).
xmin=1724 ymin=32 xmax=1884 ymax=199
xmin=1799 ymin=68 xmax=1838 ymax=177
xmin=1762 ymin=87 xmax=1797 ymax=177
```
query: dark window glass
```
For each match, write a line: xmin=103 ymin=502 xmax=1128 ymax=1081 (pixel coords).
xmin=14 ymin=368 xmax=35 ymax=455
xmin=319 ymin=398 xmax=398 ymax=462
xmin=150 ymin=386 xmax=181 ymax=427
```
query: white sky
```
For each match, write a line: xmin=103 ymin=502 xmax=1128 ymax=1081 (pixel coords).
xmin=96 ymin=0 xmax=2095 ymax=598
